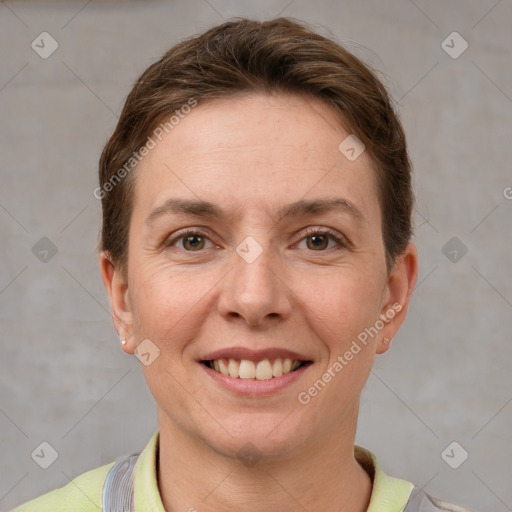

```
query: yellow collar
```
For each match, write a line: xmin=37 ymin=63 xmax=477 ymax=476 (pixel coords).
xmin=133 ymin=432 xmax=414 ymax=511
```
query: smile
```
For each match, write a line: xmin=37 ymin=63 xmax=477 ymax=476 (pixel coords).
xmin=203 ymin=358 xmax=309 ymax=380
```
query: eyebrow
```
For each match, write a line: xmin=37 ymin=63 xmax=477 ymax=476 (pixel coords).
xmin=145 ymin=197 xmax=365 ymax=225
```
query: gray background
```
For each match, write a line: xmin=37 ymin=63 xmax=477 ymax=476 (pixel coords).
xmin=1 ymin=1 xmax=511 ymax=511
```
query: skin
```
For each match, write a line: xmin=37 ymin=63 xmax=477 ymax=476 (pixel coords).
xmin=101 ymin=92 xmax=418 ymax=512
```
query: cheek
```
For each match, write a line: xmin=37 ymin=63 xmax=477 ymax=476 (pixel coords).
xmin=127 ymin=262 xmax=177 ymax=337
xmin=128 ymin=262 xmax=217 ymax=343
xmin=296 ymin=266 xmax=383 ymax=388
xmin=299 ymin=268 xmax=383 ymax=333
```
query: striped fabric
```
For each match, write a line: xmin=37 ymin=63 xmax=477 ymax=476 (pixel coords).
xmin=102 ymin=454 xmax=137 ymax=512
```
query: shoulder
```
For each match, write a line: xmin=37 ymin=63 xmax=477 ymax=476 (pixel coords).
xmin=11 ymin=461 xmax=115 ymax=512
xmin=425 ymin=494 xmax=476 ymax=512
xmin=354 ymin=446 xmax=477 ymax=512
xmin=404 ymin=487 xmax=478 ymax=512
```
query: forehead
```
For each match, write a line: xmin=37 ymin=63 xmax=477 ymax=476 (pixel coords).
xmin=132 ymin=92 xmax=380 ymax=224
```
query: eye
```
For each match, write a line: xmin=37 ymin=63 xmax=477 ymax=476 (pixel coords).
xmin=297 ymin=228 xmax=347 ymax=251
xmin=165 ymin=228 xmax=347 ymax=253
xmin=166 ymin=230 xmax=215 ymax=251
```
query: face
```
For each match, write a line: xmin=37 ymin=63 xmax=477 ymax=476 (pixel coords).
xmin=102 ymin=92 xmax=417 ymax=461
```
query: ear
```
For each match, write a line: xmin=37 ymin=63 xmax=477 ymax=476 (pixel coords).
xmin=376 ymin=243 xmax=418 ymax=354
xmin=99 ymin=251 xmax=135 ymax=354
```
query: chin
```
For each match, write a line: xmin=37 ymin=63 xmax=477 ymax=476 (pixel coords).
xmin=200 ymin=414 xmax=313 ymax=463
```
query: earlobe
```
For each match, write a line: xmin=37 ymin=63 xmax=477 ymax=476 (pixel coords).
xmin=376 ymin=243 xmax=418 ymax=354
xmin=99 ymin=251 xmax=134 ymax=350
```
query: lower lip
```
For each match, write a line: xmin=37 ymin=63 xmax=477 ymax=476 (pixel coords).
xmin=201 ymin=363 xmax=311 ymax=396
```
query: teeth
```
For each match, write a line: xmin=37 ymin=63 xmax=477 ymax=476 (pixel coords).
xmin=239 ymin=360 xmax=256 ymax=379
xmin=228 ymin=359 xmax=239 ymax=378
xmin=255 ymin=359 xmax=273 ymax=380
xmin=218 ymin=359 xmax=229 ymax=376
xmin=208 ymin=357 xmax=303 ymax=379
xmin=272 ymin=358 xmax=283 ymax=377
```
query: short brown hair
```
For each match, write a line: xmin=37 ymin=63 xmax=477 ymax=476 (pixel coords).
xmin=98 ymin=17 xmax=413 ymax=275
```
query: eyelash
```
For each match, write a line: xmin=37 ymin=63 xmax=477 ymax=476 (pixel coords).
xmin=165 ymin=227 xmax=348 ymax=252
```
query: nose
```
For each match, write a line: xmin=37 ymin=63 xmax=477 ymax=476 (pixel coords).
xmin=217 ymin=242 xmax=292 ymax=327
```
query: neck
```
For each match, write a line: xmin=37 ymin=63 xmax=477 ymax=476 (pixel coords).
xmin=156 ymin=413 xmax=372 ymax=512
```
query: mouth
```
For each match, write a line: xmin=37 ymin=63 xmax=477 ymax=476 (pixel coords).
xmin=201 ymin=357 xmax=312 ymax=380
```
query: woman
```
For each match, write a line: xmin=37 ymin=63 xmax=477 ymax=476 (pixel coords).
xmin=13 ymin=17 xmax=475 ymax=512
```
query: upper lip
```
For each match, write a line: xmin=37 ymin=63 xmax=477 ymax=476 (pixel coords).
xmin=201 ymin=347 xmax=311 ymax=362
